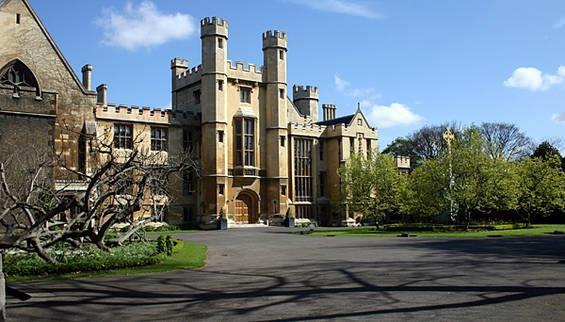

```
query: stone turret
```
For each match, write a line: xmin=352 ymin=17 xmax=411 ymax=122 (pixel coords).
xmin=262 ymin=30 xmax=289 ymax=217
xmin=200 ymin=17 xmax=230 ymax=217
xmin=293 ymin=85 xmax=319 ymax=122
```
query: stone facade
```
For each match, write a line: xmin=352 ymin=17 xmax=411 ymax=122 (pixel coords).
xmin=0 ymin=0 xmax=380 ymax=227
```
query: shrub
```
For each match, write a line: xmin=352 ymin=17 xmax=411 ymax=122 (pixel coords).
xmin=165 ymin=235 xmax=173 ymax=256
xmin=5 ymin=242 xmax=161 ymax=277
xmin=156 ymin=235 xmax=166 ymax=254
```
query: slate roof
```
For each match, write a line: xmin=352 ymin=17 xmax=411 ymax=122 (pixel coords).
xmin=315 ymin=114 xmax=355 ymax=126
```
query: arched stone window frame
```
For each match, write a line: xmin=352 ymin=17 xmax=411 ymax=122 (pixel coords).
xmin=0 ymin=59 xmax=41 ymax=97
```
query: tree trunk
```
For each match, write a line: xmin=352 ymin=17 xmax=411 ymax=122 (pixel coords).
xmin=0 ymin=253 xmax=6 ymax=322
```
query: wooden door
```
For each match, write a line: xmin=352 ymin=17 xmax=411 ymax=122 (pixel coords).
xmin=234 ymin=199 xmax=249 ymax=223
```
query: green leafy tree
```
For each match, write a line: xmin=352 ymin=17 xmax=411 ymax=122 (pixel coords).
xmin=515 ymin=156 xmax=565 ymax=226
xmin=449 ymin=128 xmax=518 ymax=229
xmin=406 ymin=128 xmax=519 ymax=227
xmin=340 ymin=152 xmax=407 ymax=227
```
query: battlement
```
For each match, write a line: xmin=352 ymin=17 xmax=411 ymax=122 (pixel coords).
xmin=262 ymin=30 xmax=287 ymax=49
xmin=95 ymin=104 xmax=201 ymax=124
xmin=201 ymin=16 xmax=228 ymax=37
xmin=171 ymin=58 xmax=189 ymax=69
xmin=293 ymin=85 xmax=319 ymax=100
xmin=226 ymin=61 xmax=263 ymax=83
xmin=228 ymin=61 xmax=262 ymax=74
xmin=174 ymin=64 xmax=203 ymax=88
xmin=289 ymin=122 xmax=326 ymax=137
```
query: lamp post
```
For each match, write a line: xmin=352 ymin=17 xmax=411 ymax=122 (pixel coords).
xmin=443 ymin=128 xmax=456 ymax=223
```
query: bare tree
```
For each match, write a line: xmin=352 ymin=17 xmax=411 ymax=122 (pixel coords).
xmin=0 ymin=128 xmax=196 ymax=261
xmin=480 ymin=122 xmax=533 ymax=161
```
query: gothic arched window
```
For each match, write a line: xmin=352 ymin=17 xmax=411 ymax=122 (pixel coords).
xmin=0 ymin=59 xmax=40 ymax=95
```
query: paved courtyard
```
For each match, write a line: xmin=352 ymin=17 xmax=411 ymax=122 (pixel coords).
xmin=7 ymin=228 xmax=565 ymax=321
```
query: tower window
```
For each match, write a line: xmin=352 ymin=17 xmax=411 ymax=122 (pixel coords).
xmin=151 ymin=127 xmax=168 ymax=151
xmin=240 ymin=87 xmax=251 ymax=103
xmin=193 ymin=90 xmax=201 ymax=104
xmin=279 ymin=88 xmax=285 ymax=99
xmin=281 ymin=185 xmax=287 ymax=196
xmin=16 ymin=14 xmax=21 ymax=24
xmin=114 ymin=123 xmax=133 ymax=149
xmin=218 ymin=38 xmax=223 ymax=49
xmin=183 ymin=129 xmax=193 ymax=152
xmin=218 ymin=130 xmax=224 ymax=143
xmin=280 ymin=135 xmax=286 ymax=147
xmin=279 ymin=50 xmax=284 ymax=60
xmin=183 ymin=170 xmax=195 ymax=195
xmin=319 ymin=141 xmax=324 ymax=160
xmin=234 ymin=118 xmax=255 ymax=166
xmin=218 ymin=184 xmax=225 ymax=195
xmin=218 ymin=80 xmax=224 ymax=91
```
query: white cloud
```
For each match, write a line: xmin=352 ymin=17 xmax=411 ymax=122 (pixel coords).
xmin=334 ymin=74 xmax=422 ymax=128
xmin=97 ymin=1 xmax=196 ymax=51
xmin=288 ymin=0 xmax=383 ymax=19
xmin=552 ymin=112 xmax=565 ymax=124
xmin=368 ymin=103 xmax=423 ymax=128
xmin=334 ymin=74 xmax=351 ymax=92
xmin=503 ymin=66 xmax=565 ymax=91
xmin=334 ymin=74 xmax=380 ymax=101
xmin=554 ymin=16 xmax=565 ymax=28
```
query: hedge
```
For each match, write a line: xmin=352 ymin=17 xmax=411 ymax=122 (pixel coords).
xmin=383 ymin=223 xmax=529 ymax=232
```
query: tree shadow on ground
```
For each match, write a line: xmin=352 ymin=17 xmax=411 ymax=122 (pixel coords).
xmin=7 ymin=256 xmax=565 ymax=321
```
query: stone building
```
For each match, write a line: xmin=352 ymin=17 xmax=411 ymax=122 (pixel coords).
xmin=0 ymin=0 xmax=379 ymax=227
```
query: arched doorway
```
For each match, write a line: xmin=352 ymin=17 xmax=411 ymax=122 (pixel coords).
xmin=234 ymin=190 xmax=259 ymax=224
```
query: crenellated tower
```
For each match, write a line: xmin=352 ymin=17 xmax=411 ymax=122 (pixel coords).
xmin=293 ymin=85 xmax=319 ymax=122
xmin=262 ymin=30 xmax=289 ymax=217
xmin=170 ymin=58 xmax=188 ymax=109
xmin=200 ymin=17 xmax=229 ymax=217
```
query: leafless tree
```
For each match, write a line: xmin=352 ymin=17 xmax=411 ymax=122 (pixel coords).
xmin=0 ymin=126 xmax=197 ymax=263
xmin=480 ymin=122 xmax=533 ymax=161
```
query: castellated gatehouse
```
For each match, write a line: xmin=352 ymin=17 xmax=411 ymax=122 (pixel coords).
xmin=0 ymin=0 xmax=380 ymax=227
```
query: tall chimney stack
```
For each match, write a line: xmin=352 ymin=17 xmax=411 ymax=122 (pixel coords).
xmin=81 ymin=64 xmax=92 ymax=91
xmin=96 ymin=84 xmax=107 ymax=106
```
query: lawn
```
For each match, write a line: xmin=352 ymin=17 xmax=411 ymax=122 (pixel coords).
xmin=146 ymin=229 xmax=197 ymax=236
xmin=308 ymin=224 xmax=565 ymax=238
xmin=8 ymin=240 xmax=207 ymax=282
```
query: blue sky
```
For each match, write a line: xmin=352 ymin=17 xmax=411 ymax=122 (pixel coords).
xmin=29 ymin=0 xmax=565 ymax=149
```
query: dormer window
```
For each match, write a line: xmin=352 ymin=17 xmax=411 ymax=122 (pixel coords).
xmin=358 ymin=118 xmax=363 ymax=126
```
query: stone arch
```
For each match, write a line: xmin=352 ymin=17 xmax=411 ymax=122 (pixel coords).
xmin=0 ymin=59 xmax=41 ymax=96
xmin=234 ymin=189 xmax=260 ymax=224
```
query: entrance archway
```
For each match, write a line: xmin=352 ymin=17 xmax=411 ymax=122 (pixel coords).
xmin=234 ymin=190 xmax=259 ymax=224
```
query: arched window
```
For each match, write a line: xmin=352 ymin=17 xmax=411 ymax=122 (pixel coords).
xmin=0 ymin=59 xmax=40 ymax=96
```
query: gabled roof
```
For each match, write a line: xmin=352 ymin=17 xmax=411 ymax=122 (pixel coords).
xmin=316 ymin=114 xmax=355 ymax=126
xmin=2 ymin=0 xmax=94 ymax=95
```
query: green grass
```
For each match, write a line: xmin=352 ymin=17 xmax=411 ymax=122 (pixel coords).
xmin=308 ymin=224 xmax=565 ymax=238
xmin=8 ymin=240 xmax=207 ymax=282
xmin=145 ymin=229 xmax=197 ymax=236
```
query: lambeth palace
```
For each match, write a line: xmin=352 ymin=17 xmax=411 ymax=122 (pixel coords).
xmin=0 ymin=0 xmax=409 ymax=227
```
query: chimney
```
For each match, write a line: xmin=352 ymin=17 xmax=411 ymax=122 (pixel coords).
xmin=96 ymin=84 xmax=108 ymax=106
xmin=322 ymin=104 xmax=336 ymax=121
xmin=81 ymin=64 xmax=93 ymax=91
